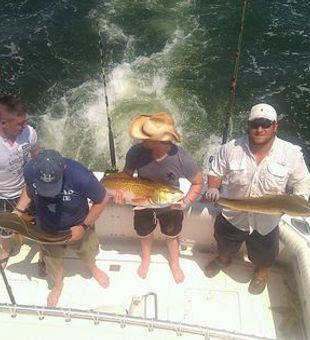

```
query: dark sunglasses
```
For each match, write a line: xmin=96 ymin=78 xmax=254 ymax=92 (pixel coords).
xmin=249 ymin=118 xmax=274 ymax=129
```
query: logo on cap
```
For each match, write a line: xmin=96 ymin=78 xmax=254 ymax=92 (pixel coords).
xmin=33 ymin=149 xmax=64 ymax=197
xmin=40 ymin=173 xmax=56 ymax=183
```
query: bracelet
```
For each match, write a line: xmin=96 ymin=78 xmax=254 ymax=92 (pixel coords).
xmin=81 ymin=222 xmax=91 ymax=231
xmin=15 ymin=207 xmax=26 ymax=213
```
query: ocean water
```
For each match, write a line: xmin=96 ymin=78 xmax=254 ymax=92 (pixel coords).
xmin=1 ymin=0 xmax=309 ymax=170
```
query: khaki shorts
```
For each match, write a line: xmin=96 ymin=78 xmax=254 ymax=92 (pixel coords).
xmin=41 ymin=229 xmax=99 ymax=276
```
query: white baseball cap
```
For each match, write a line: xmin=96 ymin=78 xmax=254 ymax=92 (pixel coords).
xmin=248 ymin=103 xmax=277 ymax=122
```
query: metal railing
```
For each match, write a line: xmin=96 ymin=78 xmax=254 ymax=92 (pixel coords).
xmin=0 ymin=303 xmax=275 ymax=340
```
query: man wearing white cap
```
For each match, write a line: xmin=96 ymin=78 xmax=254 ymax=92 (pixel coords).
xmin=113 ymin=112 xmax=204 ymax=284
xmin=204 ymin=103 xmax=310 ymax=294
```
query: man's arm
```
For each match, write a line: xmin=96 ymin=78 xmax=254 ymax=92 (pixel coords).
xmin=69 ymin=194 xmax=110 ymax=243
xmin=30 ymin=145 xmax=40 ymax=158
xmin=14 ymin=185 xmax=32 ymax=214
xmin=205 ymin=175 xmax=223 ymax=202
xmin=288 ymin=156 xmax=310 ymax=200
xmin=172 ymin=171 xmax=204 ymax=210
xmin=208 ymin=175 xmax=223 ymax=189
xmin=83 ymin=194 xmax=110 ymax=226
xmin=185 ymin=170 xmax=204 ymax=201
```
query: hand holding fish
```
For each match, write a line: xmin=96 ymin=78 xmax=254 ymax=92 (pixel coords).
xmin=205 ymin=188 xmax=220 ymax=202
xmin=112 ymin=190 xmax=127 ymax=205
xmin=11 ymin=209 xmax=23 ymax=218
xmin=68 ymin=225 xmax=85 ymax=243
xmin=170 ymin=196 xmax=193 ymax=210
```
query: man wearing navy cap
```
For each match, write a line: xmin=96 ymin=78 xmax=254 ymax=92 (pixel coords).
xmin=15 ymin=149 xmax=110 ymax=306
xmin=204 ymin=103 xmax=310 ymax=294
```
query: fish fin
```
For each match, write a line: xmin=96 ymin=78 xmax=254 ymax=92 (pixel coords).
xmin=102 ymin=172 xmax=131 ymax=180
xmin=131 ymin=197 xmax=148 ymax=204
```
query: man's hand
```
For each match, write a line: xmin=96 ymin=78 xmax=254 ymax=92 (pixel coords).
xmin=11 ymin=210 xmax=24 ymax=218
xmin=205 ymin=188 xmax=220 ymax=202
xmin=112 ymin=190 xmax=127 ymax=205
xmin=68 ymin=225 xmax=85 ymax=243
xmin=171 ymin=199 xmax=189 ymax=211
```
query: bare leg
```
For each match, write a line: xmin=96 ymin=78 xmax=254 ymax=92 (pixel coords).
xmin=0 ymin=239 xmax=12 ymax=269
xmin=137 ymin=234 xmax=153 ymax=279
xmin=37 ymin=250 xmax=47 ymax=277
xmin=88 ymin=263 xmax=110 ymax=288
xmin=217 ymin=255 xmax=232 ymax=266
xmin=166 ymin=237 xmax=184 ymax=284
xmin=47 ymin=266 xmax=64 ymax=307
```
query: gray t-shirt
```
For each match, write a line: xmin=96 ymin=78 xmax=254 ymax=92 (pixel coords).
xmin=125 ymin=143 xmax=199 ymax=188
xmin=0 ymin=125 xmax=38 ymax=199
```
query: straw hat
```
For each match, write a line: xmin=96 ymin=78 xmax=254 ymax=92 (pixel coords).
xmin=128 ymin=112 xmax=182 ymax=143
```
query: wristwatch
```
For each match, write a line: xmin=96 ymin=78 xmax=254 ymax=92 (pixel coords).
xmin=81 ymin=222 xmax=91 ymax=231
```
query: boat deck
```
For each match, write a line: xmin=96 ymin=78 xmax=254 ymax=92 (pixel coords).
xmin=0 ymin=235 xmax=304 ymax=340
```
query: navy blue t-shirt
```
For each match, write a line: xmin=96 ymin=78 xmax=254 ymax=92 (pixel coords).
xmin=24 ymin=159 xmax=106 ymax=233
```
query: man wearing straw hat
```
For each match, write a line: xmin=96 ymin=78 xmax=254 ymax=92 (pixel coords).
xmin=114 ymin=112 xmax=203 ymax=283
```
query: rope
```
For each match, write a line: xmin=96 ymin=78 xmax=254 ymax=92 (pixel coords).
xmin=222 ymin=0 xmax=248 ymax=144
xmin=97 ymin=25 xmax=118 ymax=173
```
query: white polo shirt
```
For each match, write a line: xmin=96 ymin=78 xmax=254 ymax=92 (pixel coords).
xmin=0 ymin=125 xmax=38 ymax=199
xmin=209 ymin=136 xmax=310 ymax=235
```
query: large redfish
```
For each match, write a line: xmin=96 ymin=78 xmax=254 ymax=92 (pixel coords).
xmin=102 ymin=175 xmax=184 ymax=208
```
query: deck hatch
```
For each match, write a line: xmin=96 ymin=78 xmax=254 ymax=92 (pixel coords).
xmin=109 ymin=264 xmax=121 ymax=272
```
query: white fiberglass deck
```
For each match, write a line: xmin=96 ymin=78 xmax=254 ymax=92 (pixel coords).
xmin=0 ymin=233 xmax=304 ymax=340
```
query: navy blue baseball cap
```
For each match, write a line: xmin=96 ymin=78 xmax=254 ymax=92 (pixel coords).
xmin=33 ymin=149 xmax=65 ymax=197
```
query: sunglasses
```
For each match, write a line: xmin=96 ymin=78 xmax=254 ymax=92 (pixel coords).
xmin=249 ymin=118 xmax=274 ymax=129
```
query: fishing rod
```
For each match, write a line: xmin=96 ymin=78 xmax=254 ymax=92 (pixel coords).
xmin=97 ymin=24 xmax=118 ymax=174
xmin=0 ymin=264 xmax=16 ymax=305
xmin=222 ymin=0 xmax=248 ymax=144
xmin=0 ymin=64 xmax=3 ymax=81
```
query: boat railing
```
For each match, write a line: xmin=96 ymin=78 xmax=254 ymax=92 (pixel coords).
xmin=0 ymin=302 xmax=275 ymax=340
